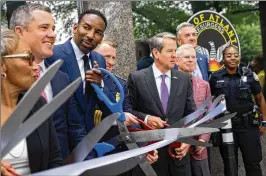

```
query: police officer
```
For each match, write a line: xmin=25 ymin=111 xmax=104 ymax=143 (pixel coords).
xmin=209 ymin=45 xmax=266 ymax=176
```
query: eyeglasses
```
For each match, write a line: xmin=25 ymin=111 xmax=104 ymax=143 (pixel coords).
xmin=224 ymin=53 xmax=240 ymax=58
xmin=2 ymin=53 xmax=35 ymax=66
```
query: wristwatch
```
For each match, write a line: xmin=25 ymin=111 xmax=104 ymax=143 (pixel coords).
xmin=261 ymin=121 xmax=266 ymax=127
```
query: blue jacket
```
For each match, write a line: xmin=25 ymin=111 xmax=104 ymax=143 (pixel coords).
xmin=136 ymin=56 xmax=154 ymax=71
xmin=196 ymin=52 xmax=209 ymax=81
xmin=174 ymin=52 xmax=209 ymax=81
xmin=44 ymin=61 xmax=86 ymax=159
xmin=46 ymin=38 xmax=107 ymax=150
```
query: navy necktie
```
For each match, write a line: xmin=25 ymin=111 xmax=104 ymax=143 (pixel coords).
xmin=82 ymin=55 xmax=93 ymax=103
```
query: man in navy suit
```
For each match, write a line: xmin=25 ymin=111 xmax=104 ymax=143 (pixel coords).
xmin=176 ymin=22 xmax=209 ymax=81
xmin=10 ymin=3 xmax=85 ymax=159
xmin=47 ymin=10 xmax=111 ymax=151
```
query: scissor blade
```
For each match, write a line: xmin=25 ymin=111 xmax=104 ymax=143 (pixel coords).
xmin=81 ymin=155 xmax=144 ymax=176
xmin=189 ymin=102 xmax=226 ymax=128
xmin=116 ymin=120 xmax=157 ymax=176
xmin=32 ymin=139 xmax=175 ymax=176
xmin=197 ymin=112 xmax=237 ymax=128
xmin=171 ymin=109 xmax=207 ymax=128
xmin=201 ymin=112 xmax=237 ymax=126
xmin=178 ymin=127 xmax=220 ymax=138
xmin=63 ymin=113 xmax=120 ymax=164
xmin=111 ymin=128 xmax=180 ymax=143
xmin=197 ymin=122 xmax=227 ymax=128
xmin=197 ymin=96 xmax=214 ymax=110
xmin=1 ymin=77 xmax=81 ymax=157
xmin=112 ymin=127 xmax=219 ymax=144
xmin=1 ymin=60 xmax=63 ymax=151
xmin=177 ymin=138 xmax=213 ymax=147
xmin=207 ymin=94 xmax=224 ymax=113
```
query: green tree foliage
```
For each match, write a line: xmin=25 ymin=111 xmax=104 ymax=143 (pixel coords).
xmin=132 ymin=1 xmax=262 ymax=60
xmin=1 ymin=1 xmax=77 ymax=42
xmin=1 ymin=1 xmax=262 ymax=59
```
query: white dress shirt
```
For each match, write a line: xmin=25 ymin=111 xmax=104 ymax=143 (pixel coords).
xmin=152 ymin=64 xmax=171 ymax=97
xmin=144 ymin=64 xmax=171 ymax=123
xmin=39 ymin=61 xmax=53 ymax=102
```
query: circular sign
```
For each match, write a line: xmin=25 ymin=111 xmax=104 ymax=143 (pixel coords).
xmin=188 ymin=10 xmax=241 ymax=72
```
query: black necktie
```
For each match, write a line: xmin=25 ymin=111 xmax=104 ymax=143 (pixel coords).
xmin=82 ymin=55 xmax=93 ymax=103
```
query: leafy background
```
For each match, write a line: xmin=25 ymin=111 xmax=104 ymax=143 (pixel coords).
xmin=1 ymin=1 xmax=262 ymax=61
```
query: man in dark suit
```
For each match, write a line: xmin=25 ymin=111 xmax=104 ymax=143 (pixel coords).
xmin=128 ymin=32 xmax=196 ymax=176
xmin=176 ymin=22 xmax=209 ymax=81
xmin=46 ymin=10 xmax=110 ymax=151
xmin=10 ymin=3 xmax=86 ymax=159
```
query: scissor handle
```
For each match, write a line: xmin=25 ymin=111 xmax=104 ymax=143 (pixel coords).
xmin=93 ymin=142 xmax=115 ymax=157
xmin=90 ymin=68 xmax=125 ymax=121
xmin=168 ymin=142 xmax=182 ymax=159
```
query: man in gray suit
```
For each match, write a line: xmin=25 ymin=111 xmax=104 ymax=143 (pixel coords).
xmin=128 ymin=32 xmax=196 ymax=176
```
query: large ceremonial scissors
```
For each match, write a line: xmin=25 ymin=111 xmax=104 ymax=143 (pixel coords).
xmin=91 ymin=68 xmax=227 ymax=175
xmin=1 ymin=60 xmax=82 ymax=157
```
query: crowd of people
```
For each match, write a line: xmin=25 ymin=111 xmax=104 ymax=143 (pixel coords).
xmin=1 ymin=3 xmax=266 ymax=176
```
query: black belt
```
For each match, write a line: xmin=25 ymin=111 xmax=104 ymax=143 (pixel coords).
xmin=233 ymin=111 xmax=253 ymax=119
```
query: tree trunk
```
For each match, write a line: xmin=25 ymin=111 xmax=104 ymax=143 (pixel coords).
xmin=259 ymin=1 xmax=266 ymax=97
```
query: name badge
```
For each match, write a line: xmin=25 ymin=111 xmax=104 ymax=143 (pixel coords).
xmin=241 ymin=76 xmax=247 ymax=82
xmin=217 ymin=80 xmax=225 ymax=83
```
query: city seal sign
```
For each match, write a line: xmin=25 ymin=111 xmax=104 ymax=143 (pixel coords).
xmin=187 ymin=10 xmax=241 ymax=72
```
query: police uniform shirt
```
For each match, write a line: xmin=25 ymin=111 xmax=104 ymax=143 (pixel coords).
xmin=209 ymin=67 xmax=261 ymax=114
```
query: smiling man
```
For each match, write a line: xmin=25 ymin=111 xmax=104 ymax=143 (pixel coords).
xmin=176 ymin=44 xmax=212 ymax=176
xmin=46 ymin=10 xmax=111 ymax=154
xmin=176 ymin=22 xmax=209 ymax=82
xmin=10 ymin=3 xmax=85 ymax=160
xmin=128 ymin=32 xmax=196 ymax=176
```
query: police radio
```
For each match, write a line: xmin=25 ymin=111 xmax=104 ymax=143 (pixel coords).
xmin=252 ymin=105 xmax=262 ymax=126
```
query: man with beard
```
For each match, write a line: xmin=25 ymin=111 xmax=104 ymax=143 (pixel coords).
xmin=47 ymin=10 xmax=107 ymax=153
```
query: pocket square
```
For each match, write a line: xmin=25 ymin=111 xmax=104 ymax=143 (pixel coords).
xmin=173 ymin=76 xmax=177 ymax=79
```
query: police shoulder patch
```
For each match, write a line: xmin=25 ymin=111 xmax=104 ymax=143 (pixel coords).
xmin=253 ymin=72 xmax=259 ymax=81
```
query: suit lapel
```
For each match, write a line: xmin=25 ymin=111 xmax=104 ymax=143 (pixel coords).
xmin=196 ymin=52 xmax=204 ymax=77
xmin=166 ymin=70 xmax=179 ymax=115
xmin=62 ymin=39 xmax=86 ymax=112
xmin=144 ymin=67 xmax=165 ymax=116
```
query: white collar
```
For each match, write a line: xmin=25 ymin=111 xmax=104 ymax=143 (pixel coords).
xmin=152 ymin=63 xmax=171 ymax=79
xmin=38 ymin=60 xmax=46 ymax=71
xmin=70 ymin=38 xmax=90 ymax=60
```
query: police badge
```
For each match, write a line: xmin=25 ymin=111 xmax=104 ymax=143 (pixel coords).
xmin=116 ymin=92 xmax=120 ymax=102
xmin=241 ymin=76 xmax=247 ymax=82
xmin=253 ymin=72 xmax=259 ymax=81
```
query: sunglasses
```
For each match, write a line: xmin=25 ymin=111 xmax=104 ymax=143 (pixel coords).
xmin=2 ymin=53 xmax=35 ymax=66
